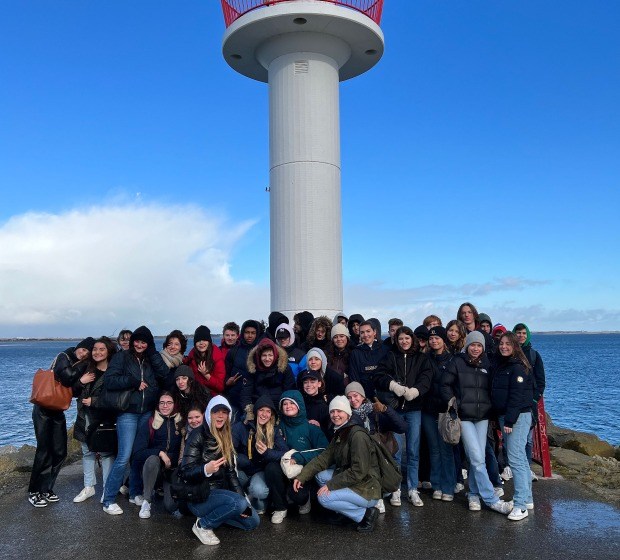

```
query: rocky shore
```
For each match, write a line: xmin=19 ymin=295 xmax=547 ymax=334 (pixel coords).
xmin=1 ymin=419 xmax=619 ymax=504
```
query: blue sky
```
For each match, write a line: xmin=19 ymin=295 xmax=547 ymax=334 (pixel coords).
xmin=1 ymin=1 xmax=619 ymax=336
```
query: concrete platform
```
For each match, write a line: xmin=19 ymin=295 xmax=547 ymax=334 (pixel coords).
xmin=1 ymin=462 xmax=619 ymax=560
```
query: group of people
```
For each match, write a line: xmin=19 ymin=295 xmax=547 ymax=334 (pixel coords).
xmin=28 ymin=302 xmax=546 ymax=544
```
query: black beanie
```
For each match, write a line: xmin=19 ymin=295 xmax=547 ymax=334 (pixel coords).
xmin=76 ymin=337 xmax=95 ymax=352
xmin=414 ymin=325 xmax=430 ymax=341
xmin=174 ymin=364 xmax=195 ymax=381
xmin=194 ymin=325 xmax=212 ymax=344
xmin=428 ymin=326 xmax=448 ymax=344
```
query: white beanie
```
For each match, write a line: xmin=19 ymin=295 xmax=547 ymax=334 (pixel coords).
xmin=331 ymin=323 xmax=350 ymax=340
xmin=329 ymin=395 xmax=352 ymax=417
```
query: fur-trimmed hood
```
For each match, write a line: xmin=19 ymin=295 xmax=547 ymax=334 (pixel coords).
xmin=306 ymin=316 xmax=333 ymax=346
xmin=247 ymin=338 xmax=289 ymax=374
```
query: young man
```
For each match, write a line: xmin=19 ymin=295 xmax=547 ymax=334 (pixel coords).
xmin=383 ymin=318 xmax=403 ymax=350
xmin=348 ymin=321 xmax=388 ymax=399
xmin=275 ymin=324 xmax=306 ymax=379
xmin=219 ymin=322 xmax=240 ymax=359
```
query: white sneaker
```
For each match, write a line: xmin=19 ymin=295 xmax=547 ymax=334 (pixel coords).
xmin=489 ymin=500 xmax=513 ymax=515
xmin=73 ymin=486 xmax=96 ymax=503
xmin=454 ymin=483 xmax=465 ymax=494
xmin=119 ymin=485 xmax=129 ymax=495
xmin=462 ymin=469 xmax=468 ymax=480
xmin=139 ymin=501 xmax=151 ymax=519
xmin=468 ymin=496 xmax=481 ymax=511
xmin=531 ymin=469 xmax=539 ymax=482
xmin=494 ymin=486 xmax=505 ymax=498
xmin=192 ymin=520 xmax=220 ymax=545
xmin=299 ymin=497 xmax=311 ymax=514
xmin=432 ymin=490 xmax=443 ymax=500
xmin=103 ymin=503 xmax=123 ymax=515
xmin=271 ymin=510 xmax=288 ymax=524
xmin=441 ymin=494 xmax=454 ymax=502
xmin=390 ymin=489 xmax=401 ymax=506
xmin=129 ymin=495 xmax=144 ymax=506
xmin=526 ymin=502 xmax=534 ymax=510
xmin=421 ymin=481 xmax=432 ymax=490
xmin=500 ymin=466 xmax=513 ymax=481
xmin=508 ymin=507 xmax=529 ymax=521
xmin=408 ymin=489 xmax=424 ymax=507
xmin=375 ymin=499 xmax=385 ymax=513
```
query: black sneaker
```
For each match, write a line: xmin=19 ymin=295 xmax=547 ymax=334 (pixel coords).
xmin=28 ymin=493 xmax=48 ymax=508
xmin=42 ymin=492 xmax=60 ymax=503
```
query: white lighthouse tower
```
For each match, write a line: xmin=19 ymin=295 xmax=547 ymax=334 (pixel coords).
xmin=220 ymin=0 xmax=385 ymax=319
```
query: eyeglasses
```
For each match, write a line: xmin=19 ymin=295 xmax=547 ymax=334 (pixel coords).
xmin=159 ymin=401 xmax=174 ymax=406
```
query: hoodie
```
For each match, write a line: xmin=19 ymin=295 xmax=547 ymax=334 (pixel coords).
xmin=276 ymin=323 xmax=307 ymax=378
xmin=512 ymin=323 xmax=546 ymax=401
xmin=347 ymin=314 xmax=365 ymax=345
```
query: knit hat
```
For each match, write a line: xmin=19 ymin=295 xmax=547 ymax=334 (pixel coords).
xmin=330 ymin=323 xmax=350 ymax=340
xmin=193 ymin=325 xmax=212 ymax=344
xmin=344 ymin=381 xmax=366 ymax=398
xmin=478 ymin=313 xmax=492 ymax=327
xmin=174 ymin=364 xmax=194 ymax=380
xmin=306 ymin=347 xmax=327 ymax=373
xmin=76 ymin=337 xmax=96 ymax=352
xmin=329 ymin=395 xmax=352 ymax=417
xmin=492 ymin=323 xmax=507 ymax=338
xmin=428 ymin=326 xmax=448 ymax=344
xmin=464 ymin=330 xmax=486 ymax=351
xmin=414 ymin=325 xmax=430 ymax=341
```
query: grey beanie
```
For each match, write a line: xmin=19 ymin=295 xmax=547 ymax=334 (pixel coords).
xmin=465 ymin=330 xmax=486 ymax=351
xmin=344 ymin=382 xmax=366 ymax=398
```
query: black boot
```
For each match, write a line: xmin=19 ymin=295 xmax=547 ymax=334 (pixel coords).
xmin=357 ymin=507 xmax=379 ymax=533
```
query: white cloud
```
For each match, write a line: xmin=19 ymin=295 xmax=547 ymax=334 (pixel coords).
xmin=0 ymin=203 xmax=269 ymax=337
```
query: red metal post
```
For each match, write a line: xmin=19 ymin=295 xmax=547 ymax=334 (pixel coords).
xmin=532 ymin=397 xmax=553 ymax=478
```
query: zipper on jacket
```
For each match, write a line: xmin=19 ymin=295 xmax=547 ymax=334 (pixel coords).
xmin=401 ymin=354 xmax=407 ymax=410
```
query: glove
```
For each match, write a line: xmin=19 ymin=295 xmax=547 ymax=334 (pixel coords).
xmin=404 ymin=387 xmax=420 ymax=401
xmin=389 ymin=380 xmax=407 ymax=397
xmin=243 ymin=404 xmax=255 ymax=425
xmin=372 ymin=399 xmax=387 ymax=413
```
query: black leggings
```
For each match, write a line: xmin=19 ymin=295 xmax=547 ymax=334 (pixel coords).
xmin=264 ymin=461 xmax=310 ymax=511
xmin=29 ymin=405 xmax=67 ymax=493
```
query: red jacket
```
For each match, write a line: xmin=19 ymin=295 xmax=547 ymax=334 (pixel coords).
xmin=184 ymin=345 xmax=226 ymax=395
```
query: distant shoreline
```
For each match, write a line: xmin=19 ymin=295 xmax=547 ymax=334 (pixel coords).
xmin=1 ymin=331 xmax=619 ymax=342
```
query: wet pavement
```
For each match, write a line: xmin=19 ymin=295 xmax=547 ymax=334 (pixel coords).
xmin=1 ymin=462 xmax=619 ymax=560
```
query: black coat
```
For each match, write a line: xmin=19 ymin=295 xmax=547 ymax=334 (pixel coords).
xmin=491 ymin=356 xmax=534 ymax=427
xmin=348 ymin=342 xmax=389 ymax=399
xmin=302 ymin=392 xmax=330 ymax=437
xmin=423 ymin=352 xmax=454 ymax=415
xmin=53 ymin=348 xmax=88 ymax=387
xmin=441 ymin=353 xmax=492 ymax=422
xmin=72 ymin=368 xmax=115 ymax=442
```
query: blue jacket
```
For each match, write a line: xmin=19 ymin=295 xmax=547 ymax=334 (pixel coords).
xmin=348 ymin=342 xmax=388 ymax=399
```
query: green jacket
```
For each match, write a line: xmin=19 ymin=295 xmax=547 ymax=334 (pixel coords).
xmin=297 ymin=422 xmax=381 ymax=501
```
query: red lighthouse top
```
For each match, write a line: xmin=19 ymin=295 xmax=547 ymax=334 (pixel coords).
xmin=220 ymin=0 xmax=384 ymax=27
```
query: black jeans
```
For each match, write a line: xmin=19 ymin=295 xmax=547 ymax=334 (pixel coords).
xmin=29 ymin=405 xmax=68 ymax=493
xmin=263 ymin=462 xmax=309 ymax=511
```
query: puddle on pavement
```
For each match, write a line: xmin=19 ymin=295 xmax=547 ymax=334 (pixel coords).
xmin=550 ymin=500 xmax=620 ymax=536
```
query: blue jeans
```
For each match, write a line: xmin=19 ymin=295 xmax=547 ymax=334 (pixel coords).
xmin=500 ymin=413 xmax=533 ymax=509
xmin=81 ymin=442 xmax=114 ymax=490
xmin=460 ymin=419 xmax=498 ymax=506
xmin=421 ymin=412 xmax=456 ymax=495
xmin=189 ymin=489 xmax=260 ymax=530
xmin=237 ymin=470 xmax=270 ymax=512
xmin=394 ymin=410 xmax=422 ymax=490
xmin=102 ymin=411 xmax=151 ymax=506
xmin=315 ymin=469 xmax=377 ymax=523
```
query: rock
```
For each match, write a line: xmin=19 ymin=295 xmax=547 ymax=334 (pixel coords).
xmin=546 ymin=415 xmax=615 ymax=458
xmin=0 ymin=446 xmax=18 ymax=455
xmin=0 ymin=445 xmax=36 ymax=474
xmin=550 ymin=447 xmax=593 ymax=471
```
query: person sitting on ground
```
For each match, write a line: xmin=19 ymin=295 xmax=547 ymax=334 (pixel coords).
xmin=302 ymin=347 xmax=345 ymax=403
xmin=299 ymin=369 xmax=330 ymax=437
xmin=171 ymin=364 xmax=211 ymax=420
xmin=293 ymin=396 xmax=382 ymax=533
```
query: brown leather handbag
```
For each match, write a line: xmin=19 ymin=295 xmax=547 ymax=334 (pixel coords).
xmin=29 ymin=355 xmax=73 ymax=411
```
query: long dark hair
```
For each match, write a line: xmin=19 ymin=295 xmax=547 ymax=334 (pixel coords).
xmin=446 ymin=320 xmax=467 ymax=353
xmin=395 ymin=326 xmax=419 ymax=353
xmin=499 ymin=332 xmax=532 ymax=372
xmin=163 ymin=329 xmax=188 ymax=354
xmin=193 ymin=343 xmax=214 ymax=373
xmin=457 ymin=302 xmax=480 ymax=330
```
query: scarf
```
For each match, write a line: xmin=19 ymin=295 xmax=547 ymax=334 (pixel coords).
xmin=352 ymin=400 xmax=373 ymax=432
xmin=160 ymin=350 xmax=184 ymax=369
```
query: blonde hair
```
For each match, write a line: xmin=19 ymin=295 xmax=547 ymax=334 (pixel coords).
xmin=255 ymin=414 xmax=276 ymax=449
xmin=209 ymin=414 xmax=236 ymax=465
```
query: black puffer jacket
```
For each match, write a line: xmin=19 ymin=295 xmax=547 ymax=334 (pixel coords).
xmin=179 ymin=422 xmax=244 ymax=495
xmin=373 ymin=350 xmax=433 ymax=412
xmin=54 ymin=348 xmax=89 ymax=387
xmin=423 ymin=351 xmax=454 ymax=415
xmin=441 ymin=353 xmax=492 ymax=422
xmin=491 ymin=356 xmax=534 ymax=427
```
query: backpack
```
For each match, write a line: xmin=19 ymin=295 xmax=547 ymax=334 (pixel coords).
xmin=370 ymin=435 xmax=402 ymax=493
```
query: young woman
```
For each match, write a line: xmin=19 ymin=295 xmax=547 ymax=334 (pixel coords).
xmin=445 ymin=320 xmax=467 ymax=354
xmin=171 ymin=364 xmax=211 ymax=420
xmin=421 ymin=327 xmax=456 ymax=502
xmin=293 ymin=396 xmax=382 ymax=532
xmin=299 ymin=369 xmax=330 ymax=437
xmin=180 ymin=396 xmax=260 ymax=545
xmin=101 ymin=326 xmax=169 ymax=515
xmin=185 ymin=325 xmax=226 ymax=396
xmin=117 ymin=330 xmax=132 ymax=352
xmin=232 ymin=395 xmax=287 ymax=513
xmin=326 ymin=323 xmax=352 ymax=382
xmin=161 ymin=329 xmax=187 ymax=388
xmin=492 ymin=332 xmax=534 ymax=521
xmin=303 ymin=347 xmax=346 ymax=402
xmin=29 ymin=337 xmax=94 ymax=507
xmin=264 ymin=390 xmax=329 ymax=523
xmin=441 ymin=332 xmax=512 ymax=515
xmin=72 ymin=336 xmax=118 ymax=503
xmin=130 ymin=391 xmax=183 ymax=519
xmin=373 ymin=326 xmax=433 ymax=507
xmin=302 ymin=316 xmax=333 ymax=352
xmin=241 ymin=338 xmax=295 ymax=421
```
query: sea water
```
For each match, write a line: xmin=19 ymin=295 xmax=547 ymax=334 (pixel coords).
xmin=1 ymin=334 xmax=618 ymax=447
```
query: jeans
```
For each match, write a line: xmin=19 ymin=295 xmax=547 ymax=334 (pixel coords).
xmin=188 ymin=489 xmax=260 ymax=530
xmin=315 ymin=469 xmax=377 ymax=523
xmin=460 ymin=420 xmax=498 ymax=506
xmin=526 ymin=426 xmax=534 ymax=464
xmin=29 ymin=406 xmax=67 ymax=494
xmin=421 ymin=412 xmax=456 ymax=495
xmin=394 ymin=410 xmax=422 ymax=490
xmin=500 ymin=413 xmax=532 ymax=509
xmin=81 ymin=442 xmax=113 ymax=490
xmin=237 ymin=470 xmax=270 ymax=511
xmin=102 ymin=411 xmax=151 ymax=506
